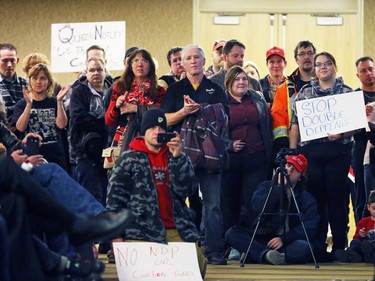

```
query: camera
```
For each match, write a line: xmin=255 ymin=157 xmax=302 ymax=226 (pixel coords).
xmin=24 ymin=137 xmax=40 ymax=156
xmin=157 ymin=133 xmax=176 ymax=143
xmin=275 ymin=148 xmax=299 ymax=166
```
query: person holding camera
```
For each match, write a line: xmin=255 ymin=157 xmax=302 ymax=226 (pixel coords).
xmin=335 ymin=191 xmax=375 ymax=263
xmin=225 ymin=154 xmax=319 ymax=265
xmin=106 ymin=109 xmax=207 ymax=277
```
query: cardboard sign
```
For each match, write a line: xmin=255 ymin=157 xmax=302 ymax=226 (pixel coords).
xmin=51 ymin=21 xmax=125 ymax=73
xmin=295 ymin=91 xmax=367 ymax=142
xmin=113 ymin=242 xmax=203 ymax=281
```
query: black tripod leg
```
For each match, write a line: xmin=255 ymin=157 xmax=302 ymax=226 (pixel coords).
xmin=240 ymin=183 xmax=275 ymax=267
xmin=289 ymin=187 xmax=320 ymax=268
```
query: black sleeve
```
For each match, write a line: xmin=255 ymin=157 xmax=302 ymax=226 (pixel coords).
xmin=10 ymin=99 xmax=27 ymax=127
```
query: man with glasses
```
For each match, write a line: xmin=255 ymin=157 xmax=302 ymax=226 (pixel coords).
xmin=259 ymin=46 xmax=287 ymax=106
xmin=271 ymin=40 xmax=316 ymax=155
xmin=0 ymin=43 xmax=27 ymax=123
xmin=70 ymin=57 xmax=109 ymax=205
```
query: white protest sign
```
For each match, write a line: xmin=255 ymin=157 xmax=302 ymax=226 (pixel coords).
xmin=51 ymin=21 xmax=125 ymax=73
xmin=113 ymin=242 xmax=203 ymax=281
xmin=296 ymin=91 xmax=367 ymax=142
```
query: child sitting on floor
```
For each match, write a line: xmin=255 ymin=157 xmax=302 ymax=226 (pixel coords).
xmin=335 ymin=191 xmax=375 ymax=263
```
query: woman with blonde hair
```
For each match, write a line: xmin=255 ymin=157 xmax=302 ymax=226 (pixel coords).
xmin=22 ymin=53 xmax=62 ymax=96
xmin=10 ymin=63 xmax=70 ymax=169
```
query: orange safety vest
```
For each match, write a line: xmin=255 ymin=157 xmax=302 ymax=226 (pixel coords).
xmin=270 ymin=71 xmax=299 ymax=140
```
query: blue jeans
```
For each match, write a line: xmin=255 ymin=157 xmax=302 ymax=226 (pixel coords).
xmin=31 ymin=163 xmax=105 ymax=215
xmin=351 ymin=140 xmax=366 ymax=223
xmin=221 ymin=152 xmax=268 ymax=231
xmin=31 ymin=163 xmax=105 ymax=257
xmin=226 ymin=226 xmax=311 ymax=264
xmin=300 ymin=142 xmax=351 ymax=251
xmin=196 ymin=169 xmax=225 ymax=257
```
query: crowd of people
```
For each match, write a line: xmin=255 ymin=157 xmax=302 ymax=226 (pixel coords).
xmin=0 ymin=38 xmax=374 ymax=279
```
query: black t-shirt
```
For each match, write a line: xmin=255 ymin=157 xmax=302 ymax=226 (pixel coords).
xmin=11 ymin=97 xmax=67 ymax=169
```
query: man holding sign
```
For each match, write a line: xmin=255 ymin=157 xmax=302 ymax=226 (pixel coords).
xmin=289 ymin=52 xmax=359 ymax=262
xmin=106 ymin=109 xmax=206 ymax=277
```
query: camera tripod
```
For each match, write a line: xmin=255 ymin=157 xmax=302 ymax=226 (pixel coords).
xmin=239 ymin=152 xmax=319 ymax=268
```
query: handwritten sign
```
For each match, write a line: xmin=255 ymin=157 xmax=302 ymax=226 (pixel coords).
xmin=113 ymin=242 xmax=203 ymax=281
xmin=295 ymin=91 xmax=367 ymax=142
xmin=51 ymin=21 xmax=125 ymax=73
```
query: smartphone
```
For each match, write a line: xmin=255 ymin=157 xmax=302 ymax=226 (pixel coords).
xmin=157 ymin=133 xmax=176 ymax=143
xmin=24 ymin=137 xmax=40 ymax=156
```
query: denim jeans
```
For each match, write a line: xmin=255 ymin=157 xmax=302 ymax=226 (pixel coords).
xmin=195 ymin=169 xmax=225 ymax=257
xmin=300 ymin=142 xmax=351 ymax=251
xmin=225 ymin=226 xmax=312 ymax=264
xmin=351 ymin=140 xmax=366 ymax=223
xmin=221 ymin=152 xmax=268 ymax=231
xmin=31 ymin=163 xmax=105 ymax=215
xmin=31 ymin=163 xmax=105 ymax=257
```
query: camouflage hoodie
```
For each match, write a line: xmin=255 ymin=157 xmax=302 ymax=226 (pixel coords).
xmin=106 ymin=137 xmax=200 ymax=243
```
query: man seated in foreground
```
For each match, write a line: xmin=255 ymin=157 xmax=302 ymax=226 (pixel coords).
xmin=106 ymin=109 xmax=207 ymax=277
xmin=0 ymin=154 xmax=133 ymax=280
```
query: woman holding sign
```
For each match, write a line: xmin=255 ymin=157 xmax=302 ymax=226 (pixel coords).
xmin=289 ymin=52 xmax=354 ymax=262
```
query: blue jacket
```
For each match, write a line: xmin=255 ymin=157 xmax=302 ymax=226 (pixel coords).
xmin=252 ymin=180 xmax=319 ymax=245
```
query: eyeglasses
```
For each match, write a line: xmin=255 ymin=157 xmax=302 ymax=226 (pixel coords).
xmin=297 ymin=51 xmax=314 ymax=57
xmin=315 ymin=61 xmax=333 ymax=68
xmin=132 ymin=58 xmax=149 ymax=65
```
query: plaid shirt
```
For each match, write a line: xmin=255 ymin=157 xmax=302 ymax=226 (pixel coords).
xmin=0 ymin=73 xmax=28 ymax=120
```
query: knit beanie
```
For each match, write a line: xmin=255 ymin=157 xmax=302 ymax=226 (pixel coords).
xmin=141 ymin=109 xmax=167 ymax=135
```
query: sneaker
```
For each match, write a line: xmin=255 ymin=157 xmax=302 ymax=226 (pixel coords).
xmin=264 ymin=250 xmax=285 ymax=265
xmin=207 ymin=254 xmax=227 ymax=265
xmin=228 ymin=248 xmax=241 ymax=261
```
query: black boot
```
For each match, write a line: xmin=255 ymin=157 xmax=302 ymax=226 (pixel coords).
xmin=69 ymin=209 xmax=133 ymax=248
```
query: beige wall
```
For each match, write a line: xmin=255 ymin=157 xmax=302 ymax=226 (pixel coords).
xmin=0 ymin=0 xmax=193 ymax=85
xmin=364 ymin=0 xmax=375 ymax=56
xmin=0 ymin=0 xmax=374 ymax=86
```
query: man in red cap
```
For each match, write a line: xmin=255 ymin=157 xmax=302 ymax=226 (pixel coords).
xmin=206 ymin=39 xmax=226 ymax=77
xmin=225 ymin=153 xmax=319 ymax=265
xmin=260 ymin=46 xmax=287 ymax=106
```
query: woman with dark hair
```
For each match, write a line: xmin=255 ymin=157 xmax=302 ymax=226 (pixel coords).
xmin=11 ymin=63 xmax=70 ymax=169
xmin=105 ymin=49 xmax=166 ymax=150
xmin=290 ymin=51 xmax=354 ymax=260
xmin=221 ymin=66 xmax=273 ymax=233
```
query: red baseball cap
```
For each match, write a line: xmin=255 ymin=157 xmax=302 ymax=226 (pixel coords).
xmin=287 ymin=154 xmax=308 ymax=173
xmin=266 ymin=46 xmax=286 ymax=60
xmin=213 ymin=40 xmax=226 ymax=51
